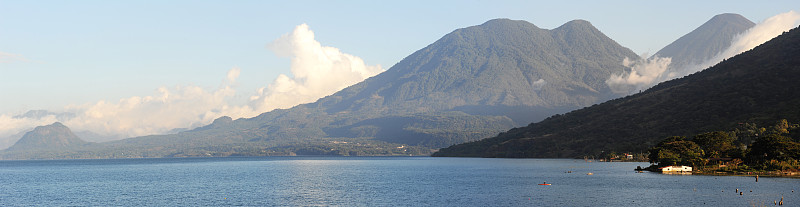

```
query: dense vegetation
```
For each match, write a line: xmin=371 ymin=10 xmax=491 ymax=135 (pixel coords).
xmin=434 ymin=26 xmax=800 ymax=158
xmin=648 ymin=119 xmax=800 ymax=172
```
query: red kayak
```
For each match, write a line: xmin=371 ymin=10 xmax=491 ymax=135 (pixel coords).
xmin=538 ymin=183 xmax=551 ymax=185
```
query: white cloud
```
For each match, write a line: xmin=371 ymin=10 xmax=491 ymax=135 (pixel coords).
xmin=0 ymin=68 xmax=258 ymax=147
xmin=59 ymin=67 xmax=258 ymax=139
xmin=0 ymin=51 xmax=28 ymax=63
xmin=532 ymin=79 xmax=546 ymax=91
xmin=606 ymin=56 xmax=672 ymax=94
xmin=607 ymin=11 xmax=800 ymax=95
xmin=0 ymin=114 xmax=59 ymax=149
xmin=227 ymin=67 xmax=241 ymax=83
xmin=691 ymin=11 xmax=800 ymax=72
xmin=0 ymin=24 xmax=384 ymax=146
xmin=249 ymin=24 xmax=384 ymax=112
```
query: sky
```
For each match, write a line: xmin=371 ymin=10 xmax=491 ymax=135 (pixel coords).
xmin=1 ymin=0 xmax=799 ymax=143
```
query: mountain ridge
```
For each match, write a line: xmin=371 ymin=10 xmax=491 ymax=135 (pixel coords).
xmin=654 ymin=13 xmax=754 ymax=69
xmin=434 ymin=25 xmax=800 ymax=158
xmin=7 ymin=122 xmax=88 ymax=152
xmin=3 ymin=18 xmax=641 ymax=159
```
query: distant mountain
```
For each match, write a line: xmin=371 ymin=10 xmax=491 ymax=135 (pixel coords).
xmin=434 ymin=26 xmax=800 ymax=158
xmin=318 ymin=19 xmax=637 ymax=117
xmin=0 ymin=131 xmax=27 ymax=150
xmin=654 ymin=13 xmax=754 ymax=70
xmin=12 ymin=110 xmax=76 ymax=120
xmin=2 ymin=18 xmax=640 ymax=159
xmin=6 ymin=122 xmax=88 ymax=152
xmin=73 ymin=130 xmax=118 ymax=143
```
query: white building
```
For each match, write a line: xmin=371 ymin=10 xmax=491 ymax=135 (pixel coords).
xmin=659 ymin=166 xmax=692 ymax=173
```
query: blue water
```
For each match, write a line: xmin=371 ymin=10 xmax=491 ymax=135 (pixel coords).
xmin=0 ymin=157 xmax=797 ymax=206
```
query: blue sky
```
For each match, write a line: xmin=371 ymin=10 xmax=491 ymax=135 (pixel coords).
xmin=0 ymin=1 xmax=798 ymax=142
xmin=1 ymin=0 xmax=798 ymax=113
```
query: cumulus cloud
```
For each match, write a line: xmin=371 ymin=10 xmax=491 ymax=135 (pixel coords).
xmin=0 ymin=24 xmax=384 ymax=147
xmin=227 ymin=67 xmax=241 ymax=83
xmin=607 ymin=11 xmax=800 ymax=95
xmin=606 ymin=56 xmax=672 ymax=94
xmin=249 ymin=24 xmax=384 ymax=112
xmin=61 ymin=74 xmax=258 ymax=139
xmin=0 ymin=67 xmax=258 ymax=148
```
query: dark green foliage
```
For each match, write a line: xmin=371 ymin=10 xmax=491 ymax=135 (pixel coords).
xmin=746 ymin=134 xmax=800 ymax=163
xmin=435 ymin=26 xmax=800 ymax=158
xmin=693 ymin=131 xmax=735 ymax=158
xmin=647 ymin=136 xmax=705 ymax=167
xmin=644 ymin=120 xmax=800 ymax=171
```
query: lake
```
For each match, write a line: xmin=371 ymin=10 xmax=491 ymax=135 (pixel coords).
xmin=0 ymin=157 xmax=796 ymax=206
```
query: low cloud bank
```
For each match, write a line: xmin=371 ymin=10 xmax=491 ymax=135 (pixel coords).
xmin=0 ymin=24 xmax=382 ymax=148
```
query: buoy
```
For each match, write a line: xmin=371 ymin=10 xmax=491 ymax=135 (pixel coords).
xmin=756 ymin=175 xmax=759 ymax=182
xmin=740 ymin=192 xmax=743 ymax=195
xmin=736 ymin=188 xmax=739 ymax=193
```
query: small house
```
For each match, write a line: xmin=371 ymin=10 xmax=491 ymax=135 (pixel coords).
xmin=659 ymin=166 xmax=692 ymax=173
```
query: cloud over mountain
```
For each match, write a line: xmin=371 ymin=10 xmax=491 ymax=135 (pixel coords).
xmin=61 ymin=70 xmax=254 ymax=139
xmin=607 ymin=11 xmax=800 ymax=95
xmin=606 ymin=56 xmax=672 ymax=94
xmin=249 ymin=24 xmax=384 ymax=112
xmin=0 ymin=24 xmax=382 ymax=145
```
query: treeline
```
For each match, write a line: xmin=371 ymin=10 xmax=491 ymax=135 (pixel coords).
xmin=647 ymin=119 xmax=800 ymax=171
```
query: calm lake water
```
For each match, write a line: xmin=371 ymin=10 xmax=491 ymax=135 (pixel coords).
xmin=0 ymin=157 xmax=797 ymax=206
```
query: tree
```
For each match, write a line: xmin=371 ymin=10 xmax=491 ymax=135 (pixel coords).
xmin=773 ymin=119 xmax=790 ymax=134
xmin=693 ymin=131 xmax=735 ymax=158
xmin=648 ymin=136 xmax=705 ymax=167
xmin=746 ymin=134 xmax=800 ymax=163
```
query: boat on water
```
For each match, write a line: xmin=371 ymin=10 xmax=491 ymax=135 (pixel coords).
xmin=538 ymin=182 xmax=551 ymax=186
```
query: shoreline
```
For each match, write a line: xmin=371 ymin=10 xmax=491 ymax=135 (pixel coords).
xmin=692 ymin=170 xmax=800 ymax=178
xmin=640 ymin=165 xmax=800 ymax=178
